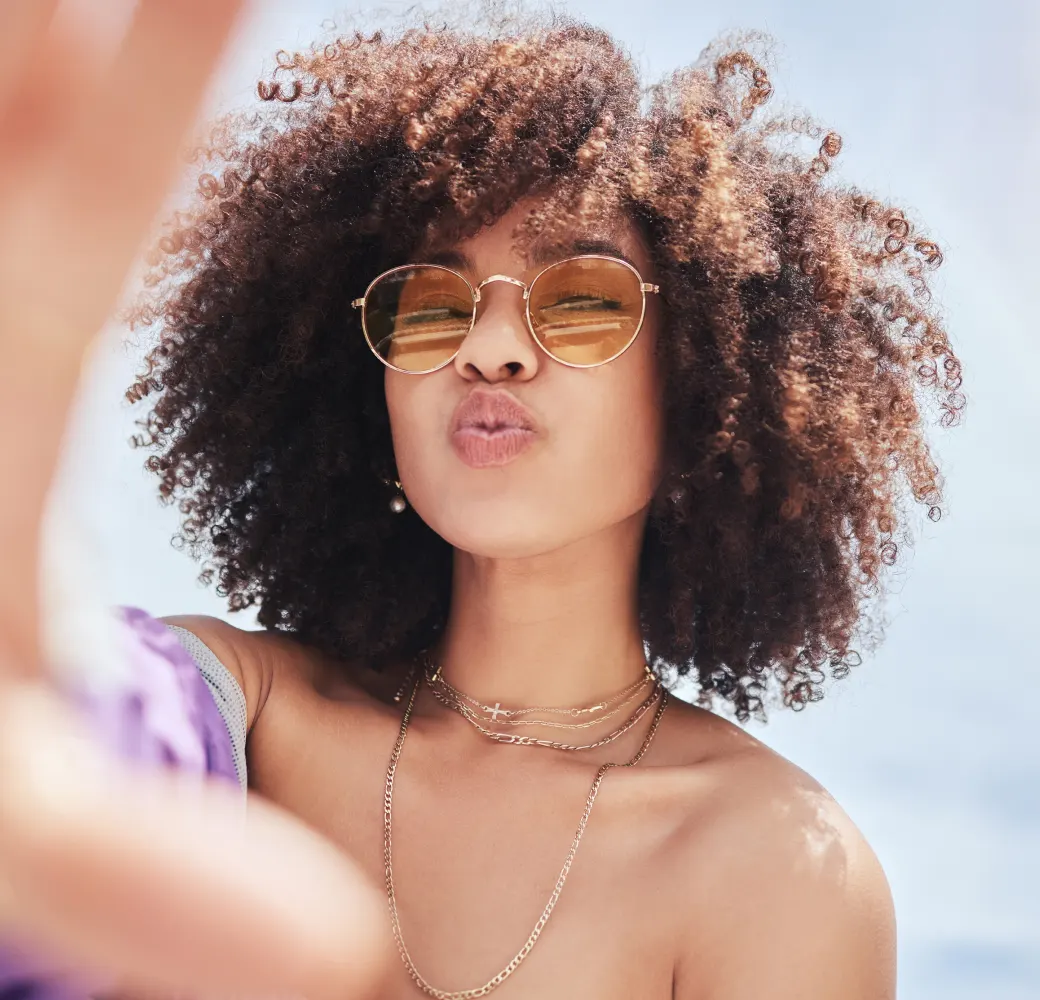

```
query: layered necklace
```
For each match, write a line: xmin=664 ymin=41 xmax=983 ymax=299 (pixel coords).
xmin=383 ymin=653 xmax=669 ymax=999
xmin=425 ymin=660 xmax=661 ymax=751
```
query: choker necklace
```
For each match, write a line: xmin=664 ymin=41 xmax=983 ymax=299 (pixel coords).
xmin=383 ymin=668 xmax=669 ymax=999
xmin=426 ymin=667 xmax=664 ymax=751
xmin=436 ymin=683 xmax=649 ymax=731
xmin=430 ymin=660 xmax=655 ymax=721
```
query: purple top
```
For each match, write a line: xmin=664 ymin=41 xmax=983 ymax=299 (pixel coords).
xmin=0 ymin=606 xmax=239 ymax=1000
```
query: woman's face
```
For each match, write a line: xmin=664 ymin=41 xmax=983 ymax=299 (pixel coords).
xmin=384 ymin=195 xmax=665 ymax=559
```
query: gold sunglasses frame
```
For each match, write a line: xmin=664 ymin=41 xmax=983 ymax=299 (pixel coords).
xmin=350 ymin=253 xmax=660 ymax=375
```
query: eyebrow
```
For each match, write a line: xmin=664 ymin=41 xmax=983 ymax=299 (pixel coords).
xmin=422 ymin=237 xmax=640 ymax=274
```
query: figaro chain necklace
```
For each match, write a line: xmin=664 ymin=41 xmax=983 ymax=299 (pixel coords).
xmin=383 ymin=666 xmax=669 ymax=999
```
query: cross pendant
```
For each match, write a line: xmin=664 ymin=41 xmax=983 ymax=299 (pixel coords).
xmin=488 ymin=702 xmax=504 ymax=722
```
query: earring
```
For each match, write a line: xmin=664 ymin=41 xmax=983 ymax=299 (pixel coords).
xmin=385 ymin=477 xmax=407 ymax=513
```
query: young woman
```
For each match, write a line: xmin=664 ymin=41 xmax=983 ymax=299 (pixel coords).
xmin=0 ymin=3 xmax=963 ymax=998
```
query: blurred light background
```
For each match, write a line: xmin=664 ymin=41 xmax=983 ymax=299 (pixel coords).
xmin=51 ymin=1 xmax=1039 ymax=997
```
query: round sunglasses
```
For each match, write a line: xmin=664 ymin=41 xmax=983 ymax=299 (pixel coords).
xmin=351 ymin=254 xmax=660 ymax=374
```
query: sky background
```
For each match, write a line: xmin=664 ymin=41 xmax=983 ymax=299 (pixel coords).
xmin=49 ymin=1 xmax=1039 ymax=997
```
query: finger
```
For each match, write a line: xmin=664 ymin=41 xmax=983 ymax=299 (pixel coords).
xmin=55 ymin=0 xmax=246 ymax=334
xmin=0 ymin=684 xmax=392 ymax=1000
xmin=0 ymin=2 xmax=144 ymax=191
xmin=0 ymin=0 xmax=62 ymax=105
xmin=0 ymin=0 xmax=76 ymax=182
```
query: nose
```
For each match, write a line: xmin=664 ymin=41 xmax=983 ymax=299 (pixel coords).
xmin=452 ymin=277 xmax=540 ymax=383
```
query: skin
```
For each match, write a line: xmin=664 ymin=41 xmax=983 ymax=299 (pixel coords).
xmin=165 ymin=198 xmax=898 ymax=998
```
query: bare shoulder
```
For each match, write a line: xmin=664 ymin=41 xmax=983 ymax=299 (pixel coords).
xmin=659 ymin=699 xmax=896 ymax=1000
xmin=157 ymin=614 xmax=398 ymax=731
xmin=159 ymin=614 xmax=275 ymax=729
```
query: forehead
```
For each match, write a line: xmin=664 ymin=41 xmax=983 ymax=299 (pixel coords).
xmin=417 ymin=202 xmax=651 ymax=276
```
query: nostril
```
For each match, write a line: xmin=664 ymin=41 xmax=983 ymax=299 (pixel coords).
xmin=505 ymin=362 xmax=522 ymax=376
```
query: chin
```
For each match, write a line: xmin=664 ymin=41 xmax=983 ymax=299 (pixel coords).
xmin=421 ymin=500 xmax=575 ymax=560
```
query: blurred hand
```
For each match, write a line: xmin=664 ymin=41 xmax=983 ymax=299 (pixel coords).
xmin=0 ymin=4 xmax=390 ymax=997
xmin=0 ymin=0 xmax=244 ymax=665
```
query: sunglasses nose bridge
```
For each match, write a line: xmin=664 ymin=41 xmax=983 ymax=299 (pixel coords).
xmin=468 ymin=273 xmax=534 ymax=352
xmin=473 ymin=273 xmax=530 ymax=303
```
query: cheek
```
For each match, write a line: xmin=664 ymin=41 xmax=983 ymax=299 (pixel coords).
xmin=384 ymin=369 xmax=447 ymax=483
xmin=559 ymin=350 xmax=664 ymax=513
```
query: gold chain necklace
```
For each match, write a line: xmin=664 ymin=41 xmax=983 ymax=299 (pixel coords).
xmin=429 ymin=666 xmax=653 ymax=731
xmin=431 ymin=660 xmax=655 ymax=721
xmin=427 ymin=671 xmax=664 ymax=750
xmin=383 ymin=669 xmax=669 ymax=999
xmin=436 ymin=683 xmax=648 ymax=731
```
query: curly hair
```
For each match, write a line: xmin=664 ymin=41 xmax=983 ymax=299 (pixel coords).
xmin=125 ymin=4 xmax=963 ymax=721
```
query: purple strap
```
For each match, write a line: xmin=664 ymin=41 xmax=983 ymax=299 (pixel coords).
xmin=0 ymin=606 xmax=239 ymax=999
xmin=89 ymin=606 xmax=239 ymax=786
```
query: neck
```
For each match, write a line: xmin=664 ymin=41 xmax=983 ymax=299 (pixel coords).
xmin=429 ymin=510 xmax=650 ymax=709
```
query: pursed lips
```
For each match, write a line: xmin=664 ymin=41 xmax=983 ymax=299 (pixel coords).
xmin=450 ymin=388 xmax=538 ymax=468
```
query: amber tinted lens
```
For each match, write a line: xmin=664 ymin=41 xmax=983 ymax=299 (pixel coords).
xmin=363 ymin=265 xmax=474 ymax=372
xmin=527 ymin=257 xmax=644 ymax=365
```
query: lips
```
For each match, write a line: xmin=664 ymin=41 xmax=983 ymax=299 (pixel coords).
xmin=450 ymin=388 xmax=538 ymax=468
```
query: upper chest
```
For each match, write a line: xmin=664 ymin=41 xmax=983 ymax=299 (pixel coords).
xmin=243 ymin=689 xmax=723 ymax=1000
